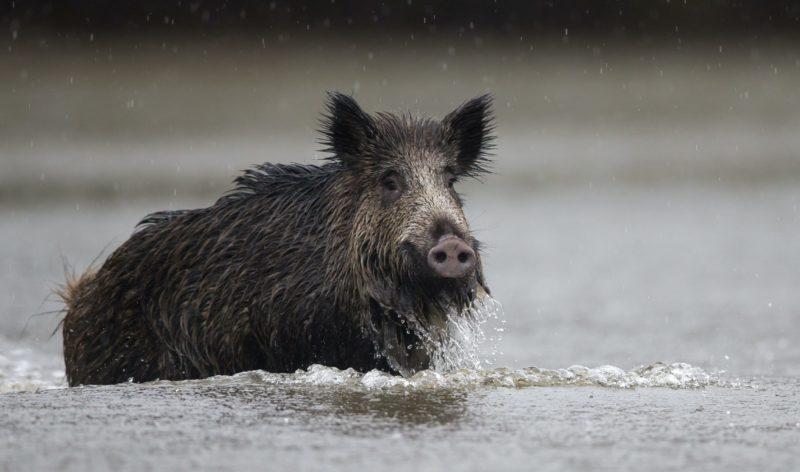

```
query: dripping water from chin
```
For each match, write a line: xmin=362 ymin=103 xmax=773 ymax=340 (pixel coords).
xmin=413 ymin=295 xmax=506 ymax=373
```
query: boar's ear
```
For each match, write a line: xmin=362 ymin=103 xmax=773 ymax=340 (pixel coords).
xmin=441 ymin=94 xmax=495 ymax=177
xmin=320 ymin=92 xmax=377 ymax=167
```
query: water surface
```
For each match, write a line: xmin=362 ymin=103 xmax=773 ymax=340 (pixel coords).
xmin=2 ymin=183 xmax=799 ymax=471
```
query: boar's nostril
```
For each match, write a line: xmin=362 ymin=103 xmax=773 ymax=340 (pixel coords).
xmin=426 ymin=236 xmax=476 ymax=278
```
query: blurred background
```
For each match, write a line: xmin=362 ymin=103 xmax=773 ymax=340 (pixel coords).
xmin=1 ymin=1 xmax=799 ymax=384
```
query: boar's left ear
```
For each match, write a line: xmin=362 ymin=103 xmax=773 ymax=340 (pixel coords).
xmin=441 ymin=94 xmax=495 ymax=177
xmin=320 ymin=92 xmax=377 ymax=168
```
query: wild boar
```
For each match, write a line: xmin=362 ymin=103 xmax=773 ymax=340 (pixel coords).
xmin=60 ymin=93 xmax=494 ymax=385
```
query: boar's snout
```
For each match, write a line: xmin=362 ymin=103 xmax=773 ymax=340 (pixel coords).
xmin=426 ymin=235 xmax=476 ymax=278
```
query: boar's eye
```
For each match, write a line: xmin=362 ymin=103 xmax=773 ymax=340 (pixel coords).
xmin=380 ymin=172 xmax=403 ymax=203
xmin=444 ymin=171 xmax=457 ymax=189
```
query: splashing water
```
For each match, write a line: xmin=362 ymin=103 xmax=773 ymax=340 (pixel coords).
xmin=374 ymin=293 xmax=505 ymax=376
xmin=426 ymin=295 xmax=505 ymax=372
xmin=1 ymin=356 xmax=748 ymax=394
xmin=162 ymin=361 xmax=744 ymax=391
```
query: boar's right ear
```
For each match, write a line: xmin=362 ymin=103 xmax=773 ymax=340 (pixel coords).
xmin=442 ymin=94 xmax=495 ymax=178
xmin=320 ymin=92 xmax=376 ymax=167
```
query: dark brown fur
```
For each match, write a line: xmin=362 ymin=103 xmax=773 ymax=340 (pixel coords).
xmin=61 ymin=93 xmax=494 ymax=386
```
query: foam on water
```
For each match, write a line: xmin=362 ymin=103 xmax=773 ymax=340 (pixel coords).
xmin=193 ymin=361 xmax=740 ymax=391
xmin=0 ymin=356 xmax=745 ymax=393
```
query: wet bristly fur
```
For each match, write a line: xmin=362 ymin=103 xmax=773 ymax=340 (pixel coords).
xmin=61 ymin=92 xmax=495 ymax=386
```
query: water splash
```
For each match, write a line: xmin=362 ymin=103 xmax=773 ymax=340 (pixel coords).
xmin=193 ymin=361 xmax=745 ymax=391
xmin=426 ymin=295 xmax=505 ymax=372
xmin=1 ymin=357 xmax=749 ymax=393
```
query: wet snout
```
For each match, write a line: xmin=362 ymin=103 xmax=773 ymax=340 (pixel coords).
xmin=427 ymin=235 xmax=476 ymax=278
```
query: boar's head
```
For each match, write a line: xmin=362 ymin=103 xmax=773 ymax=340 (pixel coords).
xmin=321 ymin=92 xmax=494 ymax=375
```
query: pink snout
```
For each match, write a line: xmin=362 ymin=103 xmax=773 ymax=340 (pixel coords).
xmin=426 ymin=235 xmax=476 ymax=278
